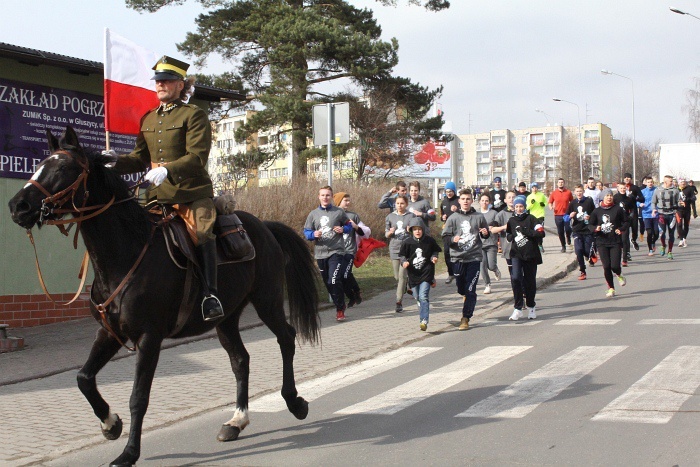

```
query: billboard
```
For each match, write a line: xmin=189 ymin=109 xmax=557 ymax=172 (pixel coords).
xmin=0 ymin=77 xmax=136 ymax=180
xmin=365 ymin=137 xmax=453 ymax=179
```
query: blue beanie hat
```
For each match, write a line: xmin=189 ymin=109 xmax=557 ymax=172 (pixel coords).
xmin=445 ymin=181 xmax=456 ymax=192
xmin=514 ymin=195 xmax=527 ymax=207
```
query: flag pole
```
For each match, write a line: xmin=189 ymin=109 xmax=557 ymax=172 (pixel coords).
xmin=104 ymin=28 xmax=110 ymax=151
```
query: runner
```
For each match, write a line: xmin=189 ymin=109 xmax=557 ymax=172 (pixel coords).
xmin=399 ymin=217 xmax=441 ymax=331
xmin=494 ymin=191 xmax=516 ymax=277
xmin=584 ymin=177 xmax=601 ymax=208
xmin=688 ymin=180 xmax=698 ymax=218
xmin=548 ymin=178 xmax=574 ymax=253
xmin=489 ymin=177 xmax=508 ymax=212
xmin=407 ymin=181 xmax=437 ymax=234
xmin=651 ymin=175 xmax=680 ymax=260
xmin=377 ymin=180 xmax=407 ymax=211
xmin=385 ymin=194 xmax=415 ymax=313
xmin=440 ymin=181 xmax=460 ymax=283
xmin=334 ymin=192 xmax=368 ymax=309
xmin=478 ymin=193 xmax=502 ymax=294
xmin=506 ymin=195 xmax=545 ymax=320
xmin=623 ymin=172 xmax=644 ymax=251
xmin=589 ymin=188 xmax=628 ymax=298
xmin=442 ymin=189 xmax=490 ymax=331
xmin=526 ymin=182 xmax=547 ymax=252
xmin=640 ymin=177 xmax=659 ymax=256
xmin=613 ymin=182 xmax=636 ymax=266
xmin=676 ymin=178 xmax=695 ymax=247
xmin=568 ymin=184 xmax=596 ymax=280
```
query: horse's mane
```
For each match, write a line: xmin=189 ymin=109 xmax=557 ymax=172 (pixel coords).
xmin=79 ymin=148 xmax=152 ymax=244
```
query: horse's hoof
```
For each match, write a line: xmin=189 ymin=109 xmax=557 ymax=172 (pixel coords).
xmin=217 ymin=424 xmax=241 ymax=442
xmin=292 ymin=397 xmax=309 ymax=420
xmin=102 ymin=414 xmax=123 ymax=440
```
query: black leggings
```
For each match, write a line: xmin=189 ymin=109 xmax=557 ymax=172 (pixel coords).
xmin=598 ymin=244 xmax=622 ymax=289
xmin=677 ymin=210 xmax=691 ymax=240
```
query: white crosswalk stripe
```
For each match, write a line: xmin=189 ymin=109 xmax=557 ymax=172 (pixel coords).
xmin=592 ymin=346 xmax=700 ymax=424
xmin=480 ymin=320 xmax=542 ymax=327
xmin=555 ymin=319 xmax=621 ymax=325
xmin=637 ymin=319 xmax=700 ymax=325
xmin=336 ymin=346 xmax=531 ymax=415
xmin=249 ymin=346 xmax=440 ymax=412
xmin=456 ymin=346 xmax=627 ymax=419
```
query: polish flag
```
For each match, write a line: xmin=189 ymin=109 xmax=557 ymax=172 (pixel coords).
xmin=103 ymin=29 xmax=159 ymax=135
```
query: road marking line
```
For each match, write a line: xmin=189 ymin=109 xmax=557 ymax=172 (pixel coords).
xmin=456 ymin=346 xmax=627 ymax=419
xmin=249 ymin=347 xmax=440 ymax=412
xmin=335 ymin=346 xmax=531 ymax=415
xmin=480 ymin=320 xmax=543 ymax=327
xmin=555 ymin=319 xmax=621 ymax=325
xmin=637 ymin=319 xmax=700 ymax=325
xmin=592 ymin=346 xmax=700 ymax=424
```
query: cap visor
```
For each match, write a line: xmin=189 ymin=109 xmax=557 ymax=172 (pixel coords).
xmin=151 ymin=71 xmax=183 ymax=80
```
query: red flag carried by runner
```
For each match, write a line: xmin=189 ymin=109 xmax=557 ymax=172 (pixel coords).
xmin=353 ymin=237 xmax=387 ymax=268
xmin=103 ymin=29 xmax=159 ymax=135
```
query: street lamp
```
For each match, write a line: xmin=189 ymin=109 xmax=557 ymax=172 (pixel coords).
xmin=553 ymin=98 xmax=583 ymax=183
xmin=601 ymin=69 xmax=636 ymax=183
xmin=670 ymin=7 xmax=700 ymax=21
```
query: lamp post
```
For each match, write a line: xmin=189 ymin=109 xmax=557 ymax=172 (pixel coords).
xmin=601 ymin=69 xmax=636 ymax=183
xmin=670 ymin=7 xmax=700 ymax=21
xmin=553 ymin=98 xmax=583 ymax=183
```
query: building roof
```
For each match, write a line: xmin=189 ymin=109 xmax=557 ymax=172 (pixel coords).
xmin=0 ymin=42 xmax=246 ymax=102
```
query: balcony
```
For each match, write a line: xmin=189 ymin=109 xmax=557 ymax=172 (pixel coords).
xmin=491 ymin=154 xmax=506 ymax=161
xmin=584 ymin=137 xmax=600 ymax=143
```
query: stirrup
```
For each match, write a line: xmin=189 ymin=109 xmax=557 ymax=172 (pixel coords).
xmin=202 ymin=295 xmax=224 ymax=321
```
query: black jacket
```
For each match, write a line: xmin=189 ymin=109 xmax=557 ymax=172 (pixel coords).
xmin=398 ymin=235 xmax=442 ymax=287
xmin=567 ymin=196 xmax=596 ymax=234
xmin=506 ymin=213 xmax=545 ymax=264
xmin=488 ymin=189 xmax=508 ymax=212
xmin=588 ymin=204 xmax=629 ymax=247
xmin=613 ymin=192 xmax=636 ymax=216
xmin=440 ymin=195 xmax=460 ymax=221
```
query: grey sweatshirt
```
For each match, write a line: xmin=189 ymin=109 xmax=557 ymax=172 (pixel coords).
xmin=441 ymin=208 xmax=489 ymax=263
xmin=304 ymin=205 xmax=349 ymax=259
xmin=407 ymin=195 xmax=437 ymax=234
xmin=480 ymin=209 xmax=500 ymax=248
xmin=651 ymin=185 xmax=679 ymax=214
xmin=385 ymin=211 xmax=416 ymax=259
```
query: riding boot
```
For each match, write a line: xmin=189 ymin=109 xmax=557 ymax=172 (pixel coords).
xmin=195 ymin=241 xmax=225 ymax=321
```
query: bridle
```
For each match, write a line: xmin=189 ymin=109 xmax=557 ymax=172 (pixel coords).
xmin=24 ymin=149 xmax=148 ymax=351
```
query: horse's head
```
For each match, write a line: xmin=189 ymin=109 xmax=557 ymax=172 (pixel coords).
xmin=8 ymin=126 xmax=89 ymax=229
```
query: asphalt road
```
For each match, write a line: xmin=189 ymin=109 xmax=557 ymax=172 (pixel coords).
xmin=49 ymin=236 xmax=700 ymax=466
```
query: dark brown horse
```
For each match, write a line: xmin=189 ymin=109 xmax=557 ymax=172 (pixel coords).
xmin=8 ymin=127 xmax=320 ymax=467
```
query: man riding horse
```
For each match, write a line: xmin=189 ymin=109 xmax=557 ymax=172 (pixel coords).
xmin=103 ymin=56 xmax=224 ymax=322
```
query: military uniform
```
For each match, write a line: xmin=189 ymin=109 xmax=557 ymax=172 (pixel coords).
xmin=110 ymin=55 xmax=223 ymax=321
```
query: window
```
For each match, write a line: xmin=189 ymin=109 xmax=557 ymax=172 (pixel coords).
xmin=458 ymin=141 xmax=464 ymax=148
xmin=259 ymin=170 xmax=268 ymax=179
xmin=511 ymin=161 xmax=517 ymax=168
xmin=458 ymin=154 xmax=464 ymax=161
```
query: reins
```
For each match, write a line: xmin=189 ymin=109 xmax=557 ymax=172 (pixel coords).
xmin=25 ymin=150 xmax=150 ymax=352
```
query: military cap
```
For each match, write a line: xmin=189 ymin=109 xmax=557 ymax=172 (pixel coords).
xmin=152 ymin=55 xmax=189 ymax=80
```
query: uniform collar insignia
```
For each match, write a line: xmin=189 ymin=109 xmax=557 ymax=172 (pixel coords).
xmin=158 ymin=100 xmax=182 ymax=113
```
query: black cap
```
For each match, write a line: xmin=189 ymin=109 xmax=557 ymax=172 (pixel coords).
xmin=518 ymin=182 xmax=526 ymax=187
xmin=623 ymin=172 xmax=632 ymax=179
xmin=151 ymin=55 xmax=189 ymax=80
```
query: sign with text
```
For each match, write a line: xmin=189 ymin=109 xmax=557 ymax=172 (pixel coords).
xmin=0 ymin=78 xmax=136 ymax=180
xmin=365 ymin=137 xmax=453 ymax=179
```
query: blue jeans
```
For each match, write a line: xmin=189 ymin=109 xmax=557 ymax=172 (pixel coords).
xmin=573 ymin=232 xmax=594 ymax=272
xmin=453 ymin=261 xmax=481 ymax=319
xmin=411 ymin=281 xmax=431 ymax=323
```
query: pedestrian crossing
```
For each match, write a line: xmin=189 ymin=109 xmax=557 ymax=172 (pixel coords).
xmin=249 ymin=344 xmax=700 ymax=425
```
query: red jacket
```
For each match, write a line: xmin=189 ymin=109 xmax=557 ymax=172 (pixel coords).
xmin=548 ymin=188 xmax=573 ymax=216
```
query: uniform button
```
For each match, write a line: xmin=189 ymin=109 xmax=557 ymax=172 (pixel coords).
xmin=159 ymin=158 xmax=165 ymax=162
xmin=159 ymin=121 xmax=163 ymax=124
xmin=158 ymin=139 xmax=162 ymax=143
xmin=158 ymin=131 xmax=162 ymax=134
xmin=159 ymin=149 xmax=163 ymax=152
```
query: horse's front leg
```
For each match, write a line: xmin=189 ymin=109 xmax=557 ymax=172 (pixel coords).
xmin=110 ymin=332 xmax=163 ymax=467
xmin=77 ymin=327 xmax=124 ymax=440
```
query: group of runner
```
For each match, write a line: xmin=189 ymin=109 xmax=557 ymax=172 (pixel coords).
xmin=304 ymin=173 xmax=696 ymax=331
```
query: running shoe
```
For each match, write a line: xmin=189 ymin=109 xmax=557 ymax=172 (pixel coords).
xmin=336 ymin=310 xmax=346 ymax=321
xmin=622 ymin=260 xmax=628 ymax=267
xmin=420 ymin=320 xmax=427 ymax=331
xmin=632 ymin=240 xmax=640 ymax=251
xmin=660 ymin=246 xmax=666 ymax=256
xmin=539 ymin=245 xmax=545 ymax=253
xmin=459 ymin=317 xmax=470 ymax=330
xmin=578 ymin=272 xmax=587 ymax=280
xmin=617 ymin=274 xmax=626 ymax=286
xmin=445 ymin=276 xmax=454 ymax=284
xmin=591 ymin=253 xmax=598 ymax=264
xmin=395 ymin=302 xmax=403 ymax=313
xmin=606 ymin=288 xmax=616 ymax=298
xmin=639 ymin=233 xmax=645 ymax=241
xmin=648 ymin=250 xmax=654 ymax=256
xmin=528 ymin=307 xmax=537 ymax=320
xmin=494 ymin=268 xmax=502 ymax=281
xmin=484 ymin=284 xmax=491 ymax=294
xmin=509 ymin=309 xmax=522 ymax=321
xmin=560 ymin=246 xmax=566 ymax=253
xmin=667 ymin=252 xmax=674 ymax=260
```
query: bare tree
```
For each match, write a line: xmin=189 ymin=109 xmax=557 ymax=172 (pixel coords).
xmin=525 ymin=149 xmax=543 ymax=186
xmin=683 ymin=77 xmax=700 ymax=142
xmin=557 ymin=133 xmax=583 ymax=185
xmin=211 ymin=147 xmax=278 ymax=195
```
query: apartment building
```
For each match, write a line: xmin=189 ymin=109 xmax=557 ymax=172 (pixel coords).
xmin=453 ymin=123 xmax=618 ymax=191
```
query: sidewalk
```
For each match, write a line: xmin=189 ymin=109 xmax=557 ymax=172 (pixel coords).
xmin=0 ymin=226 xmax=576 ymax=465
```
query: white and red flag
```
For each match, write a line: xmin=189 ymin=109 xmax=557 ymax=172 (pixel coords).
xmin=103 ymin=28 xmax=159 ymax=135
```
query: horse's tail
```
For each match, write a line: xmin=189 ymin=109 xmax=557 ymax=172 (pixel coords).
xmin=264 ymin=220 xmax=321 ymax=344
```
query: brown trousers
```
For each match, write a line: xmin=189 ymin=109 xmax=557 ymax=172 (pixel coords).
xmin=173 ymin=198 xmax=217 ymax=245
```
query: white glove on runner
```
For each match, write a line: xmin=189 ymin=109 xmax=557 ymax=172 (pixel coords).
xmin=145 ymin=167 xmax=168 ymax=186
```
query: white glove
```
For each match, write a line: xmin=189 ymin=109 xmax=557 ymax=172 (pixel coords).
xmin=101 ymin=149 xmax=119 ymax=167
xmin=145 ymin=167 xmax=168 ymax=186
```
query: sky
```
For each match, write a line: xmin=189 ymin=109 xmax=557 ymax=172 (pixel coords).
xmin=1 ymin=0 xmax=698 ymax=144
